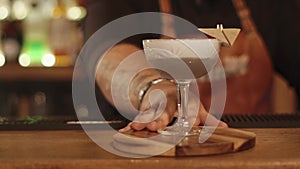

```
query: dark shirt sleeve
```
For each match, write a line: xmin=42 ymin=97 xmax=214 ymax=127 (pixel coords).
xmin=82 ymin=0 xmax=160 ymax=124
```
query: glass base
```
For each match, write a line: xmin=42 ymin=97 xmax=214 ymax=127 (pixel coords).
xmin=157 ymin=124 xmax=199 ymax=136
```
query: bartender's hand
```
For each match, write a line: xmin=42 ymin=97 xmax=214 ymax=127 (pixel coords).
xmin=119 ymin=81 xmax=228 ymax=132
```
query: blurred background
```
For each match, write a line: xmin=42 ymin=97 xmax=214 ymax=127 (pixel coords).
xmin=0 ymin=0 xmax=87 ymax=121
xmin=0 ymin=0 xmax=299 ymax=124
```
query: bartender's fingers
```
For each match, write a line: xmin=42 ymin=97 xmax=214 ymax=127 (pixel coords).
xmin=118 ymin=122 xmax=149 ymax=132
xmin=119 ymin=106 xmax=175 ymax=132
xmin=145 ymin=111 xmax=172 ymax=131
xmin=145 ymin=94 xmax=177 ymax=131
xmin=118 ymin=109 xmax=164 ymax=132
xmin=118 ymin=117 xmax=164 ymax=132
xmin=131 ymin=88 xmax=176 ymax=131
xmin=118 ymin=122 xmax=133 ymax=132
xmin=118 ymin=111 xmax=170 ymax=132
xmin=118 ymin=123 xmax=147 ymax=132
xmin=130 ymin=108 xmax=174 ymax=131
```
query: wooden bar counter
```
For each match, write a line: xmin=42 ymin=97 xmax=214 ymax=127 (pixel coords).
xmin=0 ymin=128 xmax=299 ymax=169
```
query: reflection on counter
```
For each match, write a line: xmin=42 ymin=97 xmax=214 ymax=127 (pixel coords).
xmin=0 ymin=81 xmax=75 ymax=119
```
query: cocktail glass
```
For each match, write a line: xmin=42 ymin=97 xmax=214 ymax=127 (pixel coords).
xmin=142 ymin=39 xmax=220 ymax=136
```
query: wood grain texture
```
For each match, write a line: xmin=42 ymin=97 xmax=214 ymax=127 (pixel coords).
xmin=0 ymin=128 xmax=300 ymax=169
xmin=112 ymin=127 xmax=256 ymax=156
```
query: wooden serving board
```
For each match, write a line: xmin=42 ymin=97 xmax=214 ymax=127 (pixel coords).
xmin=112 ymin=127 xmax=256 ymax=157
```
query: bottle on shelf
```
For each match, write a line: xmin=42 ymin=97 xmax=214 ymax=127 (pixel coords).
xmin=0 ymin=23 xmax=5 ymax=67
xmin=1 ymin=20 xmax=23 ymax=64
xmin=0 ymin=0 xmax=30 ymax=67
xmin=0 ymin=0 xmax=10 ymax=66
xmin=49 ymin=0 xmax=85 ymax=67
xmin=20 ymin=0 xmax=53 ymax=67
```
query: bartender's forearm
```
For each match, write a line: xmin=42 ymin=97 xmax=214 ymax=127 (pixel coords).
xmin=95 ymin=43 xmax=161 ymax=110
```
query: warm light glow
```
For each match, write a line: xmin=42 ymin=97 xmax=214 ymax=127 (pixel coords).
xmin=41 ymin=53 xmax=56 ymax=67
xmin=43 ymin=1 xmax=56 ymax=17
xmin=34 ymin=92 xmax=46 ymax=105
xmin=77 ymin=105 xmax=89 ymax=118
xmin=0 ymin=6 xmax=9 ymax=20
xmin=12 ymin=0 xmax=28 ymax=20
xmin=18 ymin=53 xmax=31 ymax=67
xmin=66 ymin=6 xmax=86 ymax=21
xmin=0 ymin=53 xmax=5 ymax=67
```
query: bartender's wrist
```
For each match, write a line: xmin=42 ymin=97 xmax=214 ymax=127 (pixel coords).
xmin=138 ymin=78 xmax=176 ymax=112
xmin=129 ymin=69 xmax=160 ymax=109
xmin=129 ymin=69 xmax=175 ymax=111
xmin=138 ymin=77 xmax=175 ymax=110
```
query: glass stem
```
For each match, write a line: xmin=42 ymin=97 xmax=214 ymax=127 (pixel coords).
xmin=176 ymin=80 xmax=191 ymax=127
